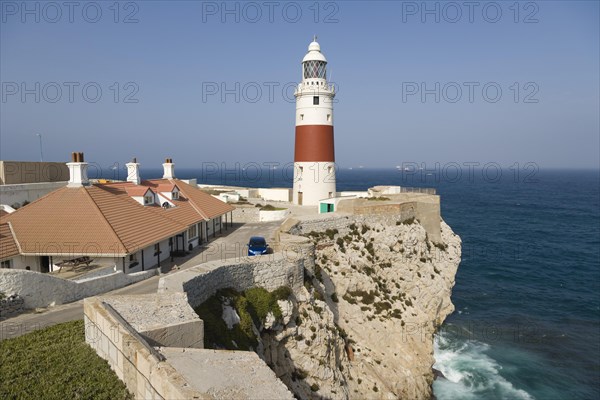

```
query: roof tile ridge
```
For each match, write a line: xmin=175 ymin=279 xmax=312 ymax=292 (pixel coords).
xmin=6 ymin=221 xmax=23 ymax=255
xmin=172 ymin=179 xmax=209 ymax=220
xmin=82 ymin=186 xmax=129 ymax=255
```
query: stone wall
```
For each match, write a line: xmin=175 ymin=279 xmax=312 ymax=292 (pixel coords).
xmin=305 ymin=197 xmax=442 ymax=242
xmin=0 ymin=268 xmax=157 ymax=310
xmin=259 ymin=208 xmax=290 ymax=222
xmin=0 ymin=161 xmax=69 ymax=184
xmin=0 ymin=181 xmax=67 ymax=208
xmin=232 ymin=205 xmax=259 ymax=223
xmin=158 ymin=253 xmax=304 ymax=309
xmin=287 ymin=212 xmax=416 ymax=237
xmin=84 ymin=298 xmax=206 ymax=400
xmin=0 ymin=294 xmax=24 ymax=320
xmin=84 ymin=295 xmax=295 ymax=400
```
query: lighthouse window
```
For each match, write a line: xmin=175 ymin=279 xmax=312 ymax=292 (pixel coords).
xmin=327 ymin=114 xmax=331 ymax=121
xmin=313 ymin=96 xmax=319 ymax=105
xmin=304 ymin=60 xmax=327 ymax=79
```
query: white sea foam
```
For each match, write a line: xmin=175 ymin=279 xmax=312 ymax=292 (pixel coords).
xmin=433 ymin=331 xmax=535 ymax=400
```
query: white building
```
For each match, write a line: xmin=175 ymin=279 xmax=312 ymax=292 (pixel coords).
xmin=0 ymin=153 xmax=234 ymax=273
xmin=292 ymin=38 xmax=337 ymax=206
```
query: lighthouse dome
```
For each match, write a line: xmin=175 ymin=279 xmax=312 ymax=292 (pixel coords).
xmin=302 ymin=39 xmax=327 ymax=63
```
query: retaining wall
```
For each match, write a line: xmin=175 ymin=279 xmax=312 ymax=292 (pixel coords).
xmin=159 ymin=253 xmax=304 ymax=309
xmin=0 ymin=294 xmax=24 ymax=319
xmin=84 ymin=298 xmax=206 ymax=400
xmin=0 ymin=268 xmax=157 ymax=310
xmin=232 ymin=206 xmax=259 ymax=223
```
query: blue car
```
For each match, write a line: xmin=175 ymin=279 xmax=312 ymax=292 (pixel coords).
xmin=247 ymin=236 xmax=269 ymax=256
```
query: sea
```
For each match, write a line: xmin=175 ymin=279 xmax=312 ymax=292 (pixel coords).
xmin=103 ymin=166 xmax=600 ymax=399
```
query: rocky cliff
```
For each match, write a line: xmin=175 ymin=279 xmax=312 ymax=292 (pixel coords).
xmin=198 ymin=216 xmax=461 ymax=399
xmin=258 ymin=217 xmax=461 ymax=399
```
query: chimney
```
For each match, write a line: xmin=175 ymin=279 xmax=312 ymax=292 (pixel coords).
xmin=67 ymin=152 xmax=89 ymax=187
xmin=126 ymin=157 xmax=141 ymax=185
xmin=162 ymin=157 xmax=175 ymax=179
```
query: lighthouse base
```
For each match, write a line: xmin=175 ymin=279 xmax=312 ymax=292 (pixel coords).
xmin=292 ymin=161 xmax=336 ymax=206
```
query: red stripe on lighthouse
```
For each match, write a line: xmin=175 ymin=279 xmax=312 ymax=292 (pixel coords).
xmin=294 ymin=125 xmax=335 ymax=162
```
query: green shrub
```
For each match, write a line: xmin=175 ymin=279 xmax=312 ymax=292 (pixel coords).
xmin=325 ymin=228 xmax=338 ymax=239
xmin=331 ymin=293 xmax=339 ymax=303
xmin=374 ymin=301 xmax=392 ymax=314
xmin=434 ymin=242 xmax=448 ymax=251
xmin=343 ymin=294 xmax=357 ymax=304
xmin=314 ymin=265 xmax=323 ymax=282
xmin=347 ymin=290 xmax=376 ymax=305
xmin=311 ymin=383 xmax=320 ymax=392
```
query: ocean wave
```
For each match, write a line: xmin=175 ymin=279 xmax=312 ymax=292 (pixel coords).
xmin=433 ymin=331 xmax=534 ymax=400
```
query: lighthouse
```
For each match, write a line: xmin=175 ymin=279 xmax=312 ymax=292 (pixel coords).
xmin=293 ymin=38 xmax=337 ymax=206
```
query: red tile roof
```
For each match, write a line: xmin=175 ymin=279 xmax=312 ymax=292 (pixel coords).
xmin=1 ymin=179 xmax=234 ymax=257
xmin=0 ymin=223 xmax=19 ymax=261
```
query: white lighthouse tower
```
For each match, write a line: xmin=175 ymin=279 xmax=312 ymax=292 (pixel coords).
xmin=293 ymin=37 xmax=336 ymax=206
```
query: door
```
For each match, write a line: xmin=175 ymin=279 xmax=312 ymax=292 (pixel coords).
xmin=298 ymin=191 xmax=303 ymax=205
xmin=40 ymin=256 xmax=50 ymax=273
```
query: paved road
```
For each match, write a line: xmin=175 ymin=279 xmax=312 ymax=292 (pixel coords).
xmin=0 ymin=221 xmax=281 ymax=341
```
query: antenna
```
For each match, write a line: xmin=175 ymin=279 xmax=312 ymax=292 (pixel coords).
xmin=313 ymin=34 xmax=317 ymax=42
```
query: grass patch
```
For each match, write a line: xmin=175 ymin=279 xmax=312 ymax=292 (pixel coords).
xmin=367 ymin=196 xmax=390 ymax=201
xmin=0 ymin=320 xmax=132 ymax=400
xmin=260 ymin=204 xmax=287 ymax=211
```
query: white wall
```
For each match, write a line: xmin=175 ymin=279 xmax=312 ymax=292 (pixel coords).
xmin=0 ymin=181 xmax=67 ymax=207
xmin=258 ymin=188 xmax=291 ymax=202
xmin=259 ymin=209 xmax=290 ymax=222
xmin=0 ymin=268 xmax=158 ymax=309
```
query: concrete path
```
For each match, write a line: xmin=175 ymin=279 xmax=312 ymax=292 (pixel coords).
xmin=0 ymin=221 xmax=281 ymax=342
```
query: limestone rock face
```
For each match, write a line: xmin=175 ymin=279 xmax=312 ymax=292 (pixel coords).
xmin=261 ymin=218 xmax=461 ymax=399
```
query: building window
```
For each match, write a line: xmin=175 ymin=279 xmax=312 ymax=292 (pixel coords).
xmin=313 ymin=96 xmax=319 ymax=105
xmin=154 ymin=243 xmax=162 ymax=256
xmin=1 ymin=260 xmax=11 ymax=269
xmin=172 ymin=191 xmax=179 ymax=200
xmin=144 ymin=193 xmax=154 ymax=205
xmin=188 ymin=224 xmax=198 ymax=239
xmin=128 ymin=253 xmax=139 ymax=268
xmin=327 ymin=114 xmax=331 ymax=122
xmin=300 ymin=114 xmax=304 ymax=121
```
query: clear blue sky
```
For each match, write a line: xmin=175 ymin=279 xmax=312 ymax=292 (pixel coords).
xmin=1 ymin=1 xmax=598 ymax=169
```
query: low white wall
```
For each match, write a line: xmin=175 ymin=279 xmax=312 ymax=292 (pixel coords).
xmin=0 ymin=181 xmax=67 ymax=207
xmin=232 ymin=206 xmax=259 ymax=223
xmin=0 ymin=268 xmax=157 ymax=309
xmin=258 ymin=188 xmax=291 ymax=202
xmin=338 ymin=191 xmax=369 ymax=198
xmin=259 ymin=209 xmax=290 ymax=222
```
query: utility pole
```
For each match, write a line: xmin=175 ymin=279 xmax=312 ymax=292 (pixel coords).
xmin=35 ymin=133 xmax=44 ymax=162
